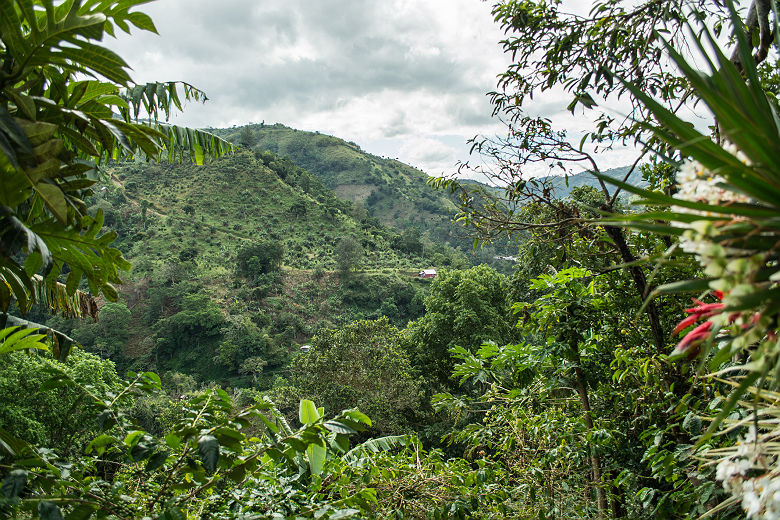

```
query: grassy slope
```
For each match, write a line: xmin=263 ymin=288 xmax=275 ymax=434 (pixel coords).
xmin=109 ymin=150 xmax=440 ymax=273
xmin=87 ymin=149 xmax=446 ymax=385
xmin=214 ymin=124 xmax=473 ymax=250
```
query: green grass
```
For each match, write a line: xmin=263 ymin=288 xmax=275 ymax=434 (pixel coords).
xmin=214 ymin=124 xmax=473 ymax=250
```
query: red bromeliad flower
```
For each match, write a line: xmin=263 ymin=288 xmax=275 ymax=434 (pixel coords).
xmin=672 ymin=300 xmax=724 ymax=335
xmin=671 ymin=292 xmax=728 ymax=358
xmin=670 ymin=291 xmax=771 ymax=359
xmin=671 ymin=321 xmax=713 ymax=358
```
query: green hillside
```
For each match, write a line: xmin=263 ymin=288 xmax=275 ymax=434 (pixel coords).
xmin=214 ymin=124 xmax=472 ymax=249
xmin=43 ymin=149 xmax=467 ymax=387
xmin=105 ymin=149 xmax=452 ymax=273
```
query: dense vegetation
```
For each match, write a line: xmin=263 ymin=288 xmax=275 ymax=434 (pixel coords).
xmin=216 ymin=124 xmax=466 ymax=247
xmin=3 ymin=1 xmax=780 ymax=520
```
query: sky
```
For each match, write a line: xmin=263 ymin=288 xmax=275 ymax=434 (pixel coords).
xmin=106 ymin=0 xmax=641 ymax=179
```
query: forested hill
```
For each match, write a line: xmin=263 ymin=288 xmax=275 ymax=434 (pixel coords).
xmin=104 ymin=149 xmax=439 ymax=273
xmin=213 ymin=124 xmax=471 ymax=249
xmin=61 ymin=149 xmax=468 ymax=386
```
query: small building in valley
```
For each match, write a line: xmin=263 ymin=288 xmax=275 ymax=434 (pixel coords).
xmin=418 ymin=269 xmax=437 ymax=278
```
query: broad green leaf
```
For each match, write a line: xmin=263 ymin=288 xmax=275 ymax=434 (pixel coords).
xmin=1 ymin=469 xmax=27 ymax=499
xmin=299 ymin=399 xmax=320 ymax=425
xmin=307 ymin=442 xmax=326 ymax=476
xmin=198 ymin=435 xmax=219 ymax=473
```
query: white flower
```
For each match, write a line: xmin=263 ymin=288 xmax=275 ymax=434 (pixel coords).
xmin=744 ymin=490 xmax=763 ymax=517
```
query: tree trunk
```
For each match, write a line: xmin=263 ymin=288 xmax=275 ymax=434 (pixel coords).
xmin=730 ymin=0 xmax=773 ymax=73
xmin=571 ymin=345 xmax=608 ymax=519
xmin=603 ymin=225 xmax=666 ymax=355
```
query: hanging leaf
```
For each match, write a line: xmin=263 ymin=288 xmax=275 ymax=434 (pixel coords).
xmin=198 ymin=435 xmax=220 ymax=473
xmin=0 ymin=469 xmax=27 ymax=498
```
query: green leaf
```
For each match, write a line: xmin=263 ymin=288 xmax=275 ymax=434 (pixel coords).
xmin=307 ymin=442 xmax=326 ymax=476
xmin=86 ymin=434 xmax=117 ymax=455
xmin=164 ymin=433 xmax=181 ymax=450
xmin=145 ymin=450 xmax=169 ymax=472
xmin=198 ymin=435 xmax=220 ymax=474
xmin=1 ymin=469 xmax=27 ymax=499
xmin=66 ymin=504 xmax=97 ymax=520
xmin=299 ymin=399 xmax=320 ymax=425
xmin=127 ymin=11 xmax=157 ymax=33
xmin=34 ymin=183 xmax=67 ymax=222
xmin=39 ymin=501 xmax=65 ymax=520
xmin=697 ymin=370 xmax=762 ymax=447
xmin=158 ymin=508 xmax=186 ymax=520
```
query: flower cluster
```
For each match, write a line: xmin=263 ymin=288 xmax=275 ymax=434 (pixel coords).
xmin=716 ymin=427 xmax=780 ymax=519
xmin=673 ymin=150 xmax=752 ymax=259
xmin=671 ymin=294 xmax=724 ymax=358
xmin=676 ymin=159 xmax=750 ymax=210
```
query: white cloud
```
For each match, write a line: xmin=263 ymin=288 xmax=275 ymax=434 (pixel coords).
xmin=106 ymin=0 xmax=670 ymax=178
xmin=105 ymin=0 xmax=513 ymax=175
xmin=398 ymin=137 xmax=460 ymax=174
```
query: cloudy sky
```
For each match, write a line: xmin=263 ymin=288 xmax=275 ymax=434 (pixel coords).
xmin=107 ymin=0 xmax=639 ymax=178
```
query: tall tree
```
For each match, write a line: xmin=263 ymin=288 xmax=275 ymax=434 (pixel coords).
xmin=435 ymin=0 xmax=777 ymax=356
xmin=406 ymin=265 xmax=519 ymax=391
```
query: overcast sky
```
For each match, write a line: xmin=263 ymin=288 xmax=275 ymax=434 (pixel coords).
xmin=107 ymin=0 xmax=639 ymax=178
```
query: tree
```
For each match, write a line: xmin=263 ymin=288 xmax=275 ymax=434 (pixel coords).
xmin=235 ymin=240 xmax=284 ymax=279
xmin=335 ymin=236 xmax=364 ymax=274
xmin=289 ymin=200 xmax=308 ymax=219
xmin=238 ymin=356 xmax=267 ymax=385
xmin=289 ymin=318 xmax=423 ymax=438
xmin=405 ymin=265 xmax=519 ymax=391
xmin=238 ymin=126 xmax=254 ymax=148
xmin=0 ymin=0 xmax=231 ymax=333
xmin=0 ymin=349 xmax=121 ymax=455
xmin=434 ymin=0 xmax=780 ymax=359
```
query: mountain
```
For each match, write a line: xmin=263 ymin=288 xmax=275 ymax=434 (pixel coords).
xmin=462 ymin=166 xmax=645 ymax=200
xmin=59 ymin=148 xmax=469 ymax=386
xmin=541 ymin=166 xmax=645 ymax=199
xmin=213 ymin=124 xmax=473 ymax=250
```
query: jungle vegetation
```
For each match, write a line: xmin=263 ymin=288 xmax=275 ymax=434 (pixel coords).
xmin=2 ymin=1 xmax=780 ymax=519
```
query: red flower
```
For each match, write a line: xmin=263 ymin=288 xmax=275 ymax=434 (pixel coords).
xmin=672 ymin=301 xmax=724 ymax=335
xmin=672 ymin=321 xmax=713 ymax=358
xmin=671 ymin=292 xmax=726 ymax=358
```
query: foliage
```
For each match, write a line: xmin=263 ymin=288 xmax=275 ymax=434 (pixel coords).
xmin=287 ymin=318 xmax=423 ymax=438
xmin=236 ymin=240 xmax=285 ymax=279
xmin=0 ymin=350 xmax=121 ymax=454
xmin=600 ymin=4 xmax=780 ymax=517
xmin=0 ymin=0 xmax=231 ymax=324
xmin=406 ymin=265 xmax=519 ymax=391
xmin=335 ymin=236 xmax=364 ymax=274
xmin=0 ymin=366 xmax=381 ymax=520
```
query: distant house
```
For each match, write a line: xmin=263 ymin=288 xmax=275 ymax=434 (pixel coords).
xmin=300 ymin=345 xmax=312 ymax=352
xmin=418 ymin=269 xmax=437 ymax=278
